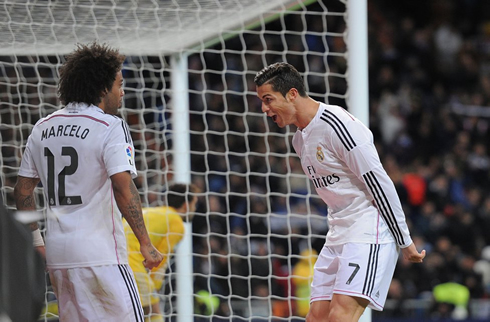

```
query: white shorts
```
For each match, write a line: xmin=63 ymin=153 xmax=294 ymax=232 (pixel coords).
xmin=49 ymin=264 xmax=144 ymax=322
xmin=133 ymin=271 xmax=160 ymax=307
xmin=310 ymin=242 xmax=398 ymax=311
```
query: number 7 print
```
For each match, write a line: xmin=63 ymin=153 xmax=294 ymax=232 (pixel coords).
xmin=346 ymin=263 xmax=360 ymax=285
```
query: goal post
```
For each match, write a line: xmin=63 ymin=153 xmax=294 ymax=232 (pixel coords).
xmin=346 ymin=1 xmax=372 ymax=320
xmin=0 ymin=1 xmax=372 ymax=322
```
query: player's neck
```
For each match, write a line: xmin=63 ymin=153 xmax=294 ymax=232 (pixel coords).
xmin=98 ymin=101 xmax=106 ymax=112
xmin=295 ymin=97 xmax=320 ymax=130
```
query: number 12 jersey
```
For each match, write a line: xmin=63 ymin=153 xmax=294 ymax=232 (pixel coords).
xmin=18 ymin=103 xmax=137 ymax=269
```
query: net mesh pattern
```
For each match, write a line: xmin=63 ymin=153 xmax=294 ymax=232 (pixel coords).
xmin=0 ymin=0 xmax=348 ymax=320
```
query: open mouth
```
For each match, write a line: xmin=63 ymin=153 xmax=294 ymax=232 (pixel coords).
xmin=272 ymin=115 xmax=277 ymax=122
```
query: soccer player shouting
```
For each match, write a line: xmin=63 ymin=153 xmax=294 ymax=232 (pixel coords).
xmin=254 ymin=62 xmax=425 ymax=322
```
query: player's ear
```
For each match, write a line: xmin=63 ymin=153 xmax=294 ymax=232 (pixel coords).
xmin=287 ymin=88 xmax=298 ymax=101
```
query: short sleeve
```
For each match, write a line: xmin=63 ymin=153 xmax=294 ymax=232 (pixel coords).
xmin=18 ymin=137 xmax=40 ymax=178
xmin=103 ymin=119 xmax=137 ymax=178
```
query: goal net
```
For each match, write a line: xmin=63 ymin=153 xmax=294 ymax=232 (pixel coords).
xmin=0 ymin=0 xmax=349 ymax=320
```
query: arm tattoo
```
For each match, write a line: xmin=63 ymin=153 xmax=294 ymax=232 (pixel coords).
xmin=14 ymin=177 xmax=39 ymax=211
xmin=113 ymin=172 xmax=150 ymax=245
xmin=126 ymin=182 xmax=145 ymax=233
xmin=14 ymin=176 xmax=40 ymax=231
xmin=149 ymin=248 xmax=158 ymax=259
xmin=117 ymin=178 xmax=149 ymax=245
xmin=19 ymin=194 xmax=36 ymax=209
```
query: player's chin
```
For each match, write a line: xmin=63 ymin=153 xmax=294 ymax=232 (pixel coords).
xmin=276 ymin=121 xmax=286 ymax=128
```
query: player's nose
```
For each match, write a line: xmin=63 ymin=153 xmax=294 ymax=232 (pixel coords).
xmin=261 ymin=103 xmax=269 ymax=113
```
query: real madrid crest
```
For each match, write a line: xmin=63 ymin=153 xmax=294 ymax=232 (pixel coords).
xmin=316 ymin=146 xmax=324 ymax=162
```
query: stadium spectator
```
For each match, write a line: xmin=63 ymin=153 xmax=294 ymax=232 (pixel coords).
xmin=292 ymin=249 xmax=318 ymax=317
xmin=125 ymin=183 xmax=199 ymax=322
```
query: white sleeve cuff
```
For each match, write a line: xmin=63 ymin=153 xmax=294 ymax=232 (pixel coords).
xmin=32 ymin=228 xmax=44 ymax=247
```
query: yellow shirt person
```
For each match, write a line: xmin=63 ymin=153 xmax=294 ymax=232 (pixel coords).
xmin=124 ymin=183 xmax=199 ymax=322
xmin=125 ymin=206 xmax=184 ymax=301
xmin=292 ymin=249 xmax=318 ymax=317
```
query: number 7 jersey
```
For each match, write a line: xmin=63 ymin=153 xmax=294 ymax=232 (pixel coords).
xmin=18 ymin=103 xmax=137 ymax=269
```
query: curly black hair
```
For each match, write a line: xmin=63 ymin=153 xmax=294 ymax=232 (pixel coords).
xmin=254 ymin=62 xmax=307 ymax=98
xmin=58 ymin=42 xmax=126 ymax=105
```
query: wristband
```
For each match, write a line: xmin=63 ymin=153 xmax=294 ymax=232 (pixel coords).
xmin=32 ymin=228 xmax=45 ymax=247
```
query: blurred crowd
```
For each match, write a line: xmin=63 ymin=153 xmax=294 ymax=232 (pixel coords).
xmin=366 ymin=0 xmax=490 ymax=319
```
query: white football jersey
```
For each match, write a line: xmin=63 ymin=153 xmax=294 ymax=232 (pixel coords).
xmin=18 ymin=103 xmax=137 ymax=269
xmin=292 ymin=103 xmax=412 ymax=248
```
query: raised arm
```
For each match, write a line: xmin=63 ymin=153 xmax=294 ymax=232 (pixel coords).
xmin=111 ymin=171 xmax=163 ymax=269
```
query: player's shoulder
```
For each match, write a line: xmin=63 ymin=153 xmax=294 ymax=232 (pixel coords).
xmin=37 ymin=104 xmax=126 ymax=128
xmin=319 ymin=103 xmax=369 ymax=133
xmin=80 ymin=107 xmax=131 ymax=140
xmin=320 ymin=103 xmax=357 ymax=122
xmin=143 ymin=206 xmax=184 ymax=230
xmin=33 ymin=107 xmax=66 ymax=127
xmin=318 ymin=103 xmax=372 ymax=148
xmin=66 ymin=102 xmax=126 ymax=126
xmin=88 ymin=108 xmax=126 ymax=127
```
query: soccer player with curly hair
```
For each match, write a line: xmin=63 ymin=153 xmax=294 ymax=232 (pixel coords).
xmin=14 ymin=42 xmax=163 ymax=322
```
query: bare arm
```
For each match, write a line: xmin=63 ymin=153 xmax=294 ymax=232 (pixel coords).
xmin=14 ymin=175 xmax=40 ymax=232
xmin=14 ymin=176 xmax=39 ymax=211
xmin=14 ymin=175 xmax=45 ymax=257
xmin=111 ymin=171 xmax=163 ymax=269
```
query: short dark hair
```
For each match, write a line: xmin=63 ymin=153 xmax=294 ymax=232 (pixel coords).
xmin=166 ymin=183 xmax=199 ymax=209
xmin=58 ymin=42 xmax=126 ymax=105
xmin=254 ymin=62 xmax=307 ymax=98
